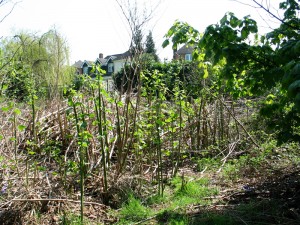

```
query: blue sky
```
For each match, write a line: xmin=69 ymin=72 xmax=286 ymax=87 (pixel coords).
xmin=0 ymin=0 xmax=282 ymax=64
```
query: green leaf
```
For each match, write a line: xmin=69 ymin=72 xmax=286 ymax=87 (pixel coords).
xmin=295 ymin=92 xmax=300 ymax=109
xmin=52 ymin=171 xmax=58 ymax=176
xmin=14 ymin=108 xmax=21 ymax=115
xmin=38 ymin=166 xmax=46 ymax=171
xmin=241 ymin=28 xmax=249 ymax=39
xmin=80 ymin=121 xmax=87 ymax=129
xmin=17 ymin=125 xmax=26 ymax=131
xmin=293 ymin=40 xmax=300 ymax=54
xmin=162 ymin=39 xmax=170 ymax=48
xmin=117 ymin=101 xmax=124 ymax=107
xmin=173 ymin=141 xmax=179 ymax=148
xmin=1 ymin=84 xmax=8 ymax=91
xmin=288 ymin=80 xmax=300 ymax=97
xmin=81 ymin=142 xmax=88 ymax=148
xmin=230 ymin=15 xmax=240 ymax=28
xmin=156 ymin=119 xmax=163 ymax=126
xmin=75 ymin=102 xmax=82 ymax=107
xmin=203 ymin=68 xmax=209 ymax=79
xmin=92 ymin=120 xmax=99 ymax=126
xmin=164 ymin=150 xmax=171 ymax=156
xmin=146 ymin=124 xmax=153 ymax=128
xmin=28 ymin=151 xmax=36 ymax=155
xmin=9 ymin=137 xmax=16 ymax=142
xmin=88 ymin=113 xmax=95 ymax=118
xmin=220 ymin=14 xmax=229 ymax=25
xmin=1 ymin=106 xmax=10 ymax=112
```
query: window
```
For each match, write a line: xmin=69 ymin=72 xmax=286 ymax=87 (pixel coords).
xmin=83 ymin=66 xmax=88 ymax=74
xmin=108 ymin=63 xmax=114 ymax=73
xmin=185 ymin=54 xmax=192 ymax=61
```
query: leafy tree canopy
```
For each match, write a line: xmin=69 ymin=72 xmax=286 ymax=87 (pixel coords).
xmin=163 ymin=0 xmax=300 ymax=143
xmin=0 ymin=29 xmax=73 ymax=100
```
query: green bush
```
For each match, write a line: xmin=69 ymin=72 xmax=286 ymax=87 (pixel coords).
xmin=113 ymin=60 xmax=208 ymax=99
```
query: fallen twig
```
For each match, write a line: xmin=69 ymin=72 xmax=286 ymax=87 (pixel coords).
xmin=11 ymin=198 xmax=107 ymax=208
xmin=217 ymin=140 xmax=239 ymax=173
xmin=133 ymin=215 xmax=157 ymax=225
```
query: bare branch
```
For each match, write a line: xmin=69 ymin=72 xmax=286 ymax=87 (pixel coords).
xmin=251 ymin=0 xmax=299 ymax=30
xmin=114 ymin=0 xmax=160 ymax=58
xmin=231 ymin=0 xmax=298 ymax=31
xmin=229 ymin=0 xmax=260 ymax=9
xmin=114 ymin=0 xmax=157 ymax=37
xmin=252 ymin=0 xmax=283 ymax=22
xmin=115 ymin=0 xmax=134 ymax=34
xmin=0 ymin=1 xmax=21 ymax=23
xmin=0 ymin=0 xmax=10 ymax=7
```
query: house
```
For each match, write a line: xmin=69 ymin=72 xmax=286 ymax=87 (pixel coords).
xmin=73 ymin=60 xmax=83 ymax=74
xmin=73 ymin=51 xmax=131 ymax=77
xmin=173 ymin=44 xmax=194 ymax=61
xmin=82 ymin=60 xmax=93 ymax=75
xmin=96 ymin=51 xmax=131 ymax=75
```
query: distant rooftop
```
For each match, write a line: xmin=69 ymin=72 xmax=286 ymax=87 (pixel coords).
xmin=176 ymin=44 xmax=194 ymax=55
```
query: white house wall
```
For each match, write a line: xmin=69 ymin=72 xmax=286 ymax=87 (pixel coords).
xmin=114 ymin=59 xmax=127 ymax=73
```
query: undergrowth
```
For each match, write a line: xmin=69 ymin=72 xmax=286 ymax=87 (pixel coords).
xmin=1 ymin=79 xmax=299 ymax=224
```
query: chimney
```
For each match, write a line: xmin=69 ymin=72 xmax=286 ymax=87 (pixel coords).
xmin=99 ymin=53 xmax=103 ymax=59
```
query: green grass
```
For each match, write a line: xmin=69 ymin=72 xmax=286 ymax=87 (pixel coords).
xmin=195 ymin=157 xmax=221 ymax=172
xmin=156 ymin=199 xmax=289 ymax=225
xmin=153 ymin=176 xmax=219 ymax=224
xmin=156 ymin=210 xmax=189 ymax=224
xmin=115 ymin=140 xmax=300 ymax=224
xmin=116 ymin=176 xmax=219 ymax=224
xmin=118 ymin=194 xmax=153 ymax=223
xmin=172 ymin=177 xmax=218 ymax=201
xmin=60 ymin=213 xmax=93 ymax=225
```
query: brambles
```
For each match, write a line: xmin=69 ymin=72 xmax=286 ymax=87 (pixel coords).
xmin=1 ymin=1 xmax=299 ymax=224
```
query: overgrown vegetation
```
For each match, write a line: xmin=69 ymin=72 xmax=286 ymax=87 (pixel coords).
xmin=0 ymin=0 xmax=300 ymax=224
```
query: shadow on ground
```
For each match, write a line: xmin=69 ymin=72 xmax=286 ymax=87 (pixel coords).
xmin=157 ymin=168 xmax=300 ymax=225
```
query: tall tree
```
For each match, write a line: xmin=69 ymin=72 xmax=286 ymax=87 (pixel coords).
xmin=41 ymin=28 xmax=71 ymax=98
xmin=1 ymin=29 xmax=73 ymax=100
xmin=145 ymin=31 xmax=159 ymax=61
xmin=115 ymin=0 xmax=160 ymax=59
xmin=131 ymin=26 xmax=144 ymax=56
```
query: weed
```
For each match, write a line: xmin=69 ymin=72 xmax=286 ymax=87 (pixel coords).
xmin=170 ymin=176 xmax=218 ymax=207
xmin=157 ymin=210 xmax=189 ymax=225
xmin=60 ymin=213 xmax=93 ymax=225
xmin=222 ymin=162 xmax=240 ymax=181
xmin=196 ymin=157 xmax=221 ymax=172
xmin=146 ymin=194 xmax=168 ymax=205
xmin=119 ymin=195 xmax=152 ymax=222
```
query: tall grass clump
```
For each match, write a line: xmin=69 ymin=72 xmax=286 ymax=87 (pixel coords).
xmin=119 ymin=194 xmax=152 ymax=223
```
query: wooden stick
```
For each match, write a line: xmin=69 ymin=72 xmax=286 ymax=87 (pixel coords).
xmin=11 ymin=198 xmax=107 ymax=208
xmin=216 ymin=96 xmax=259 ymax=148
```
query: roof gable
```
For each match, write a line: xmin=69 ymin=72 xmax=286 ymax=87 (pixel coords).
xmin=176 ymin=44 xmax=194 ymax=55
xmin=105 ymin=50 xmax=130 ymax=61
xmin=82 ymin=60 xmax=93 ymax=67
xmin=95 ymin=58 xmax=107 ymax=65
xmin=73 ymin=60 xmax=83 ymax=68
